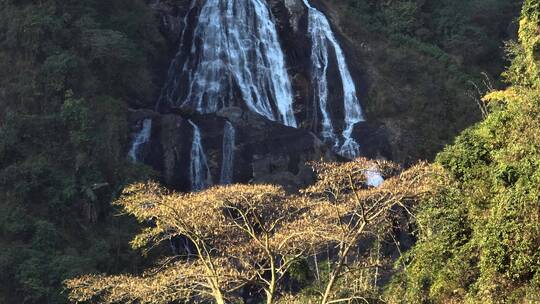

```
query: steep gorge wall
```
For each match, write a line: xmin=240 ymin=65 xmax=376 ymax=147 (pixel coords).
xmin=128 ymin=0 xmax=390 ymax=191
xmin=322 ymin=0 xmax=521 ymax=163
xmin=128 ymin=0 xmax=518 ymax=191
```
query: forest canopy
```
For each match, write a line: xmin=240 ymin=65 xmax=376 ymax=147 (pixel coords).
xmin=1 ymin=0 xmax=537 ymax=303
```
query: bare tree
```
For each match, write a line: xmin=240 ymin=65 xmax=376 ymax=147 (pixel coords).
xmin=467 ymin=72 xmax=495 ymax=119
xmin=276 ymin=159 xmax=437 ymax=304
xmin=65 ymin=158 xmax=440 ymax=304
xmin=66 ymin=183 xmax=311 ymax=304
xmin=209 ymin=185 xmax=310 ymax=304
xmin=66 ymin=258 xmax=245 ymax=304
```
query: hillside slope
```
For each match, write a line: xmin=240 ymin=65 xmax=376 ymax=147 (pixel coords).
xmin=0 ymin=0 xmax=523 ymax=303
xmin=388 ymin=0 xmax=540 ymax=302
xmin=325 ymin=0 xmax=522 ymax=162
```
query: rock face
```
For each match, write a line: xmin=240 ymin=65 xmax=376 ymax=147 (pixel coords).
xmin=128 ymin=0 xmax=390 ymax=191
xmin=130 ymin=108 xmax=334 ymax=191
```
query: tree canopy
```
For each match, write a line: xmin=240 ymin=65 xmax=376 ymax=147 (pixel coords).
xmin=66 ymin=158 xmax=434 ymax=304
xmin=387 ymin=1 xmax=540 ymax=302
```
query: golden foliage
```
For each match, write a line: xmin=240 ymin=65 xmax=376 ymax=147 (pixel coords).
xmin=66 ymin=158 xmax=440 ymax=304
xmin=66 ymin=259 xmax=245 ymax=304
xmin=278 ymin=160 xmax=436 ymax=251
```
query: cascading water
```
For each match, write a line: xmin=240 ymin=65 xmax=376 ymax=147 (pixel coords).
xmin=365 ymin=167 xmax=384 ymax=188
xmin=303 ymin=0 xmax=365 ymax=159
xmin=160 ymin=0 xmax=297 ymax=127
xmin=188 ymin=120 xmax=212 ymax=191
xmin=141 ymin=0 xmax=375 ymax=191
xmin=219 ymin=121 xmax=236 ymax=185
xmin=128 ymin=118 xmax=152 ymax=162
xmin=156 ymin=0 xmax=196 ymax=112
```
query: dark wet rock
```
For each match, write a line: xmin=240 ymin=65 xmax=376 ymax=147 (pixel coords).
xmin=129 ymin=0 xmax=391 ymax=192
xmin=142 ymin=109 xmax=335 ymax=192
xmin=128 ymin=108 xmax=160 ymax=126
xmin=353 ymin=121 xmax=393 ymax=160
xmin=149 ymin=0 xmax=192 ymax=43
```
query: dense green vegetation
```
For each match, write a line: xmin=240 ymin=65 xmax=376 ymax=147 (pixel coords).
xmin=388 ymin=0 xmax=540 ymax=302
xmin=0 ymin=0 xmax=164 ymax=302
xmin=332 ymin=0 xmax=522 ymax=162
xmin=341 ymin=0 xmax=518 ymax=71
xmin=0 ymin=0 xmax=534 ymax=303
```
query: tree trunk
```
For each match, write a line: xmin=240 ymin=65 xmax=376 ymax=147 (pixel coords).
xmin=214 ymin=291 xmax=226 ymax=304
xmin=321 ymin=243 xmax=351 ymax=304
xmin=321 ymin=222 xmax=367 ymax=304
xmin=265 ymin=249 xmax=276 ymax=304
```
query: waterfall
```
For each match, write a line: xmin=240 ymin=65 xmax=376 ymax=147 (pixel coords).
xmin=188 ymin=120 xmax=212 ymax=191
xmin=156 ymin=0 xmax=196 ymax=112
xmin=219 ymin=121 xmax=236 ymax=185
xmin=365 ymin=168 xmax=384 ymax=188
xmin=161 ymin=0 xmax=297 ymax=127
xmin=303 ymin=0 xmax=365 ymax=159
xmin=128 ymin=118 xmax=152 ymax=162
xmin=149 ymin=0 xmax=373 ymax=192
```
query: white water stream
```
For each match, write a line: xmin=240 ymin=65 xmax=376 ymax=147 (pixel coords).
xmin=164 ymin=0 xmax=297 ymax=127
xmin=188 ymin=120 xmax=213 ymax=191
xmin=219 ymin=121 xmax=236 ymax=185
xmin=303 ymin=0 xmax=365 ymax=159
xmin=128 ymin=118 xmax=152 ymax=162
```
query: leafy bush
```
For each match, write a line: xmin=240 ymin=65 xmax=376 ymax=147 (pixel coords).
xmin=0 ymin=0 xmax=164 ymax=302
xmin=387 ymin=1 xmax=540 ymax=302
